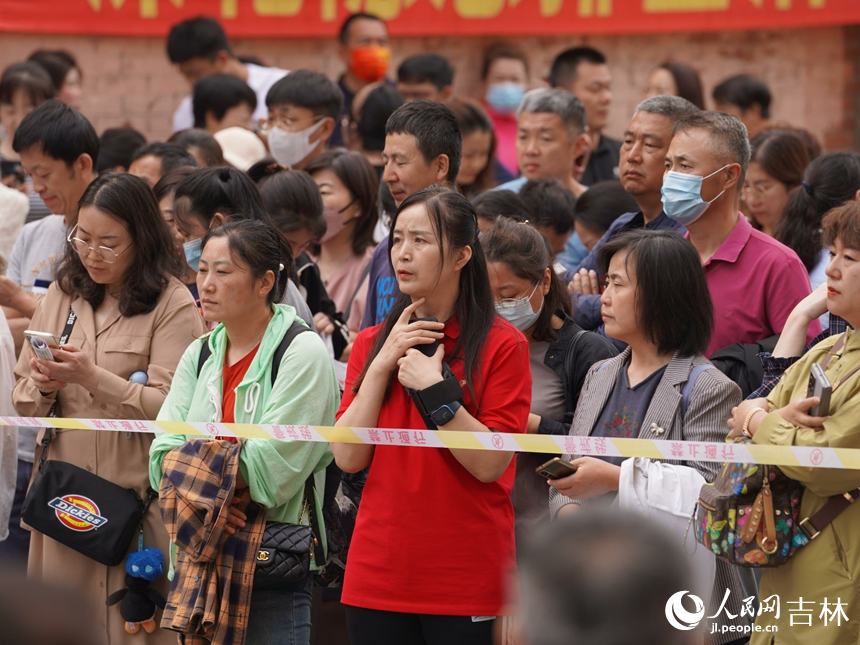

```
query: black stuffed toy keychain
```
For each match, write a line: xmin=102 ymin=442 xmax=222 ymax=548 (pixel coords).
xmin=106 ymin=547 xmax=167 ymax=634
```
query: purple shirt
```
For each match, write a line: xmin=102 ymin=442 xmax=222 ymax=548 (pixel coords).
xmin=693 ymin=214 xmax=822 ymax=356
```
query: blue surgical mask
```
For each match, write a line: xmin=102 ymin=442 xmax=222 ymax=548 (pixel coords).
xmin=485 ymin=82 xmax=526 ymax=116
xmin=183 ymin=237 xmax=202 ymax=272
xmin=495 ymin=282 xmax=542 ymax=331
xmin=661 ymin=165 xmax=730 ymax=227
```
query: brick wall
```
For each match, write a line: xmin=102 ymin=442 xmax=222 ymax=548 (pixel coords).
xmin=0 ymin=25 xmax=853 ymax=150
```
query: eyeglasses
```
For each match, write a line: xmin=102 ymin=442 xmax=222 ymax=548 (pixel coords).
xmin=67 ymin=225 xmax=132 ymax=264
xmin=496 ymin=281 xmax=540 ymax=309
xmin=742 ymin=182 xmax=781 ymax=197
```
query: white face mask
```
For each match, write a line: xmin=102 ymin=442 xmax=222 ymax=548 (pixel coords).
xmin=268 ymin=119 xmax=327 ymax=168
xmin=495 ymin=282 xmax=543 ymax=331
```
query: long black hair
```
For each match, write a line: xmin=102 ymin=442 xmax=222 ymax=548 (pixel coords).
xmin=201 ymin=220 xmax=294 ymax=305
xmin=352 ymin=185 xmax=495 ymax=400
xmin=482 ymin=217 xmax=571 ymax=343
xmin=56 ymin=172 xmax=183 ymax=316
xmin=777 ymin=152 xmax=860 ymax=273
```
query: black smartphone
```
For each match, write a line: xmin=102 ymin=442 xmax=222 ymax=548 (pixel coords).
xmin=412 ymin=316 xmax=439 ymax=357
xmin=535 ymin=457 xmax=578 ymax=480
xmin=0 ymin=159 xmax=25 ymax=183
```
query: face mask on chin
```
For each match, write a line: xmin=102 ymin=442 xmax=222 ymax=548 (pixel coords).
xmin=267 ymin=119 xmax=327 ymax=168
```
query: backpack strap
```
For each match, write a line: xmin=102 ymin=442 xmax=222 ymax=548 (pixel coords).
xmin=680 ymin=364 xmax=716 ymax=417
xmin=271 ymin=321 xmax=312 ymax=386
xmin=195 ymin=321 xmax=310 ymax=386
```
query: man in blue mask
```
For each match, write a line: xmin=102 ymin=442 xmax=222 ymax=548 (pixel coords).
xmin=568 ymin=95 xmax=700 ymax=336
xmin=664 ymin=111 xmax=820 ymax=356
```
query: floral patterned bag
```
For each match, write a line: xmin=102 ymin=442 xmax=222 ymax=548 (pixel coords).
xmin=693 ymin=461 xmax=808 ymax=567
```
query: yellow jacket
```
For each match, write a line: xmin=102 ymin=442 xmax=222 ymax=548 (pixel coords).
xmin=751 ymin=330 xmax=860 ymax=644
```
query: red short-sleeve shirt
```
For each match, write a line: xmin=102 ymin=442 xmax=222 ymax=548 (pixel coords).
xmin=337 ymin=315 xmax=532 ymax=616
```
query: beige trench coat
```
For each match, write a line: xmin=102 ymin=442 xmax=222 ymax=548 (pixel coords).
xmin=12 ymin=277 xmax=207 ymax=645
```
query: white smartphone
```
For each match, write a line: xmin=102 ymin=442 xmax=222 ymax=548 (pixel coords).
xmin=23 ymin=330 xmax=60 ymax=362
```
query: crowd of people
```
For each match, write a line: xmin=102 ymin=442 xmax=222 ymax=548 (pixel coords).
xmin=0 ymin=10 xmax=857 ymax=645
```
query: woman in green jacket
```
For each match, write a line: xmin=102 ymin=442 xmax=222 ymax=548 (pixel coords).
xmin=730 ymin=201 xmax=860 ymax=645
xmin=150 ymin=220 xmax=340 ymax=645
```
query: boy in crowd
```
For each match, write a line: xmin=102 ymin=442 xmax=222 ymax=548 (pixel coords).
xmin=192 ymin=73 xmax=257 ymax=134
xmin=265 ymin=70 xmax=343 ymax=170
xmin=396 ymin=54 xmax=454 ymax=103
xmin=167 ymin=16 xmax=287 ymax=132
xmin=128 ymin=142 xmax=198 ymax=188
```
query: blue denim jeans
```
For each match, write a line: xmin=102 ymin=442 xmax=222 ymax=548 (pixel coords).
xmin=245 ymin=578 xmax=313 ymax=645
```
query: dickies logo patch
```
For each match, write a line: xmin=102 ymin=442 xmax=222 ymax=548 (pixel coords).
xmin=49 ymin=495 xmax=108 ymax=531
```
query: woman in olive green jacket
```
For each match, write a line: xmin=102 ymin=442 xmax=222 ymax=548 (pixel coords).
xmin=730 ymin=202 xmax=860 ymax=645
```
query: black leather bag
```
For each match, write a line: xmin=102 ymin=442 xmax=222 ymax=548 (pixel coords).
xmin=252 ymin=476 xmax=324 ymax=591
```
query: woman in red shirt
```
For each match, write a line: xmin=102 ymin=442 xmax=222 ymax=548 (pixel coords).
xmin=333 ymin=186 xmax=531 ymax=645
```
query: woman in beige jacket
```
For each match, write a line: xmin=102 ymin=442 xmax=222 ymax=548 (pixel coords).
xmin=13 ymin=172 xmax=207 ymax=645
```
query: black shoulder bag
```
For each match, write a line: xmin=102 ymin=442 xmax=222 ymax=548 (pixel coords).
xmin=198 ymin=321 xmax=326 ymax=590
xmin=21 ymin=306 xmax=156 ymax=566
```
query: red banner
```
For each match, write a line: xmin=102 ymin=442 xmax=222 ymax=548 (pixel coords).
xmin=0 ymin=0 xmax=858 ymax=37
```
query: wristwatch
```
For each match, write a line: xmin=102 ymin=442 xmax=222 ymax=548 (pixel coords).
xmin=430 ymin=401 xmax=461 ymax=427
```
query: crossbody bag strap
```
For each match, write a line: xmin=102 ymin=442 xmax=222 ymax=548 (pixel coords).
xmin=304 ymin=475 xmax=325 ymax=565
xmin=799 ymin=487 xmax=860 ymax=541
xmin=45 ymin=305 xmax=78 ymax=419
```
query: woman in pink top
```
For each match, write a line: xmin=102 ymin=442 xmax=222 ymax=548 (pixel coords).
xmin=481 ymin=42 xmax=529 ymax=177
xmin=306 ymin=150 xmax=379 ymax=336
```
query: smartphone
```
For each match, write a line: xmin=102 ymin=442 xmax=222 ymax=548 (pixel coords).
xmin=0 ymin=159 xmax=25 ymax=183
xmin=535 ymin=457 xmax=578 ymax=480
xmin=412 ymin=316 xmax=439 ymax=357
xmin=806 ymin=363 xmax=832 ymax=417
xmin=24 ymin=330 xmax=60 ymax=362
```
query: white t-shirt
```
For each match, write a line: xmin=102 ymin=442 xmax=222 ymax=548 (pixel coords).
xmin=172 ymin=63 xmax=289 ymax=133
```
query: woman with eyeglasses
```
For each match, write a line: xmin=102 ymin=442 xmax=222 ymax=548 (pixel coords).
xmin=482 ymin=217 xmax=617 ymax=554
xmin=12 ymin=172 xmax=207 ymax=645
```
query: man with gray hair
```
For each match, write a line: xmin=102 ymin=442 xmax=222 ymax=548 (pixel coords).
xmin=569 ymin=95 xmax=701 ymax=333
xmin=665 ymin=110 xmax=820 ymax=355
xmin=497 ymin=88 xmax=592 ymax=265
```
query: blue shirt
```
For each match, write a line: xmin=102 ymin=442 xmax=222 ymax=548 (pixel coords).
xmin=360 ymin=236 xmax=399 ymax=330
xmin=569 ymin=210 xmax=686 ymax=334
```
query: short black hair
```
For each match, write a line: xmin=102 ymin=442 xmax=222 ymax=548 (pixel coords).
xmin=471 ymin=190 xmax=531 ymax=225
xmin=168 ymin=128 xmax=225 ymax=166
xmin=599 ymin=229 xmax=713 ymax=357
xmin=397 ymin=54 xmax=454 ymax=90
xmin=13 ymin=99 xmax=99 ymax=167
xmin=549 ymin=46 xmax=607 ymax=89
xmin=266 ymin=70 xmax=344 ymax=121
xmin=96 ymin=127 xmax=147 ymax=173
xmin=712 ymin=74 xmax=771 ymax=119
xmin=385 ymin=100 xmax=461 ymax=182
xmin=131 ymin=142 xmax=198 ymax=173
xmin=167 ymin=16 xmax=232 ymax=64
xmin=259 ymin=169 xmax=326 ymax=240
xmin=192 ymin=73 xmax=257 ymax=128
xmin=520 ymin=178 xmax=576 ymax=235
xmin=27 ymin=50 xmax=79 ymax=90
xmin=574 ymin=180 xmax=638 ymax=237
xmin=0 ymin=62 xmax=55 ymax=106
xmin=357 ymin=85 xmax=404 ymax=152
xmin=339 ymin=12 xmax=385 ymax=45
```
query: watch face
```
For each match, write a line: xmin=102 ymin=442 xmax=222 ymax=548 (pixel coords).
xmin=432 ymin=406 xmax=455 ymax=427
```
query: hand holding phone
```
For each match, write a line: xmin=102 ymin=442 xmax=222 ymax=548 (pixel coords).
xmin=24 ymin=330 xmax=59 ymax=362
xmin=412 ymin=316 xmax=439 ymax=357
xmin=806 ymin=363 xmax=832 ymax=417
xmin=535 ymin=457 xmax=578 ymax=480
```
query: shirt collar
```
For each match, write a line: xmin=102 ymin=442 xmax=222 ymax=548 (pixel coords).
xmin=444 ymin=313 xmax=461 ymax=339
xmin=687 ymin=213 xmax=750 ymax=266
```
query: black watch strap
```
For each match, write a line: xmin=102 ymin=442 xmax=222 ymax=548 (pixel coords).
xmin=416 ymin=372 xmax=464 ymax=412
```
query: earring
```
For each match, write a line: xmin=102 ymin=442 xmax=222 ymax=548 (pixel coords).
xmin=258 ymin=290 xmax=263 ymax=296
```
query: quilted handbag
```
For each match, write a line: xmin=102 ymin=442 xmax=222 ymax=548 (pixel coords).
xmin=253 ymin=476 xmax=323 ymax=591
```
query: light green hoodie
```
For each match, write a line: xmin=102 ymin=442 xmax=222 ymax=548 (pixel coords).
xmin=150 ymin=304 xmax=339 ymax=538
